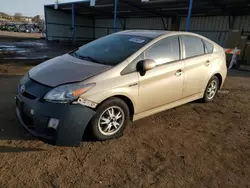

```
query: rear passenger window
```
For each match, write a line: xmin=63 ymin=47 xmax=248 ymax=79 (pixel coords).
xmin=203 ymin=40 xmax=214 ymax=54
xmin=182 ymin=36 xmax=205 ymax=58
xmin=145 ymin=36 xmax=180 ymax=66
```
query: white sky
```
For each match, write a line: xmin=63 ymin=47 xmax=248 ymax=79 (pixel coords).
xmin=0 ymin=0 xmax=89 ymax=17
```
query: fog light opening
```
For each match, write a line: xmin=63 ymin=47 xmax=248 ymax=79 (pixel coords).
xmin=30 ymin=109 xmax=34 ymax=115
xmin=47 ymin=118 xmax=59 ymax=129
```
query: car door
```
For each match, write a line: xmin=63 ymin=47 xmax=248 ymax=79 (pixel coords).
xmin=137 ymin=36 xmax=185 ymax=113
xmin=181 ymin=35 xmax=212 ymax=97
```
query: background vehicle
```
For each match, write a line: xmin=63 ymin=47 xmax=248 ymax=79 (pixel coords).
xmin=7 ymin=23 xmax=18 ymax=32
xmin=16 ymin=30 xmax=227 ymax=146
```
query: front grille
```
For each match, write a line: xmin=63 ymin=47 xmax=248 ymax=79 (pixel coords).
xmin=18 ymin=76 xmax=52 ymax=100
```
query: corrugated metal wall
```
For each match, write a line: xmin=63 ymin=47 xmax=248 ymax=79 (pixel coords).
xmin=180 ymin=16 xmax=229 ymax=46
xmin=94 ymin=17 xmax=171 ymax=38
xmin=125 ymin=17 xmax=171 ymax=29
xmin=233 ymin=16 xmax=250 ymax=31
xmin=94 ymin=19 xmax=124 ymax=38
xmin=180 ymin=16 xmax=229 ymax=31
xmin=45 ymin=7 xmax=250 ymax=47
xmin=45 ymin=7 xmax=93 ymax=41
xmin=180 ymin=16 xmax=250 ymax=47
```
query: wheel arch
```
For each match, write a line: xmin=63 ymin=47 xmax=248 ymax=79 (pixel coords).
xmin=213 ymin=73 xmax=223 ymax=89
xmin=97 ymin=95 xmax=135 ymax=119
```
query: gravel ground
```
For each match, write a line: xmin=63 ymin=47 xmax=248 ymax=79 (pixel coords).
xmin=0 ymin=60 xmax=249 ymax=188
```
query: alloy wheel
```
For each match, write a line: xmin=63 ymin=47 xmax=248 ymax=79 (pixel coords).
xmin=98 ymin=106 xmax=125 ymax=136
xmin=207 ymin=80 xmax=218 ymax=100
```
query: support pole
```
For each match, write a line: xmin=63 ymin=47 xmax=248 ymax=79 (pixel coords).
xmin=171 ymin=15 xmax=180 ymax=31
xmin=186 ymin=0 xmax=193 ymax=32
xmin=44 ymin=6 xmax=48 ymax=41
xmin=114 ymin=0 xmax=118 ymax=32
xmin=72 ymin=3 xmax=75 ymax=40
xmin=160 ymin=17 xmax=167 ymax=30
xmin=93 ymin=17 xmax=95 ymax=40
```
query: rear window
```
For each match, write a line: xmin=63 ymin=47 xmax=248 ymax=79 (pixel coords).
xmin=203 ymin=40 xmax=214 ymax=54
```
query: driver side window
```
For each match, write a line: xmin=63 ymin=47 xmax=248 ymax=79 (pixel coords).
xmin=121 ymin=36 xmax=180 ymax=75
xmin=145 ymin=36 xmax=180 ymax=66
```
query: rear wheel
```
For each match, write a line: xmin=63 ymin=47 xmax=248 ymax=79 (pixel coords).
xmin=202 ymin=76 xmax=219 ymax=103
xmin=89 ymin=98 xmax=130 ymax=141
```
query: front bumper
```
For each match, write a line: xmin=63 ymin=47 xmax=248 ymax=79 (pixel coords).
xmin=16 ymin=82 xmax=95 ymax=147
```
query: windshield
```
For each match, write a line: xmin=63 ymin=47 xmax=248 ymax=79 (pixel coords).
xmin=72 ymin=34 xmax=152 ymax=66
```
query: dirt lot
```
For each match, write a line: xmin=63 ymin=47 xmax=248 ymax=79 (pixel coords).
xmin=0 ymin=31 xmax=41 ymax=41
xmin=0 ymin=45 xmax=250 ymax=187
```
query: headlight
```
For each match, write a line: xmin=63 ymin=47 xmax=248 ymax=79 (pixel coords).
xmin=44 ymin=83 xmax=95 ymax=103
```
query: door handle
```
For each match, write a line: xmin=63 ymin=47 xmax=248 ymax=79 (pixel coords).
xmin=175 ymin=69 xmax=183 ymax=77
xmin=205 ymin=60 xmax=210 ymax=66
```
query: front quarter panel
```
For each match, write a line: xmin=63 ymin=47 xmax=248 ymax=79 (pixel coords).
xmin=81 ymin=72 xmax=139 ymax=113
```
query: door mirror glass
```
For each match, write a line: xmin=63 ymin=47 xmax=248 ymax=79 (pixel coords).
xmin=136 ymin=59 xmax=156 ymax=76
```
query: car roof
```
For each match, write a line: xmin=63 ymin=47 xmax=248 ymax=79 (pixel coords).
xmin=117 ymin=30 xmax=171 ymax=38
xmin=117 ymin=30 xmax=216 ymax=45
xmin=117 ymin=30 xmax=203 ymax=38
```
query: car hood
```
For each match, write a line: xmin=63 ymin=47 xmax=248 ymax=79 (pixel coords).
xmin=29 ymin=54 xmax=111 ymax=87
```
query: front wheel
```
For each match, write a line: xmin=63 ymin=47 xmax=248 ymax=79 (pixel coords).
xmin=88 ymin=98 xmax=130 ymax=141
xmin=202 ymin=76 xmax=219 ymax=103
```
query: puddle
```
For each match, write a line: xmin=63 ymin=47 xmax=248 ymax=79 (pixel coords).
xmin=15 ymin=41 xmax=47 ymax=47
xmin=0 ymin=45 xmax=16 ymax=48
xmin=0 ymin=45 xmax=30 ymax=56
xmin=0 ymin=40 xmax=74 ymax=60
xmin=4 ymin=55 xmax=48 ymax=60
xmin=0 ymin=40 xmax=47 ymax=59
xmin=0 ymin=47 xmax=29 ymax=53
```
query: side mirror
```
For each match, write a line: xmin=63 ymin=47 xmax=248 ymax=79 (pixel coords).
xmin=136 ymin=59 xmax=156 ymax=76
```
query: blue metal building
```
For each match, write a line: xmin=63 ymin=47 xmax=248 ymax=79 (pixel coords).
xmin=44 ymin=0 xmax=250 ymax=46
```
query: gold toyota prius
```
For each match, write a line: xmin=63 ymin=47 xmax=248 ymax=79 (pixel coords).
xmin=16 ymin=30 xmax=227 ymax=146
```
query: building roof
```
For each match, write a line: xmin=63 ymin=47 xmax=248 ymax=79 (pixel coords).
xmin=45 ymin=0 xmax=250 ymax=17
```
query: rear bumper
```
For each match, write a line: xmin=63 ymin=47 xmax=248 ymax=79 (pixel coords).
xmin=16 ymin=94 xmax=95 ymax=146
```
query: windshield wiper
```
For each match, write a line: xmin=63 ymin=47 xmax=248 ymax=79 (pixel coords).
xmin=75 ymin=53 xmax=104 ymax=64
xmin=71 ymin=52 xmax=78 ymax=58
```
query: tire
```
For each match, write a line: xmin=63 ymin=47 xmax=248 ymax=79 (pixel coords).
xmin=202 ymin=76 xmax=220 ymax=103
xmin=88 ymin=97 xmax=130 ymax=141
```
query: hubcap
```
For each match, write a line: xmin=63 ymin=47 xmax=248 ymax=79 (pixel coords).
xmin=207 ymin=80 xmax=218 ymax=99
xmin=98 ymin=106 xmax=125 ymax=136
